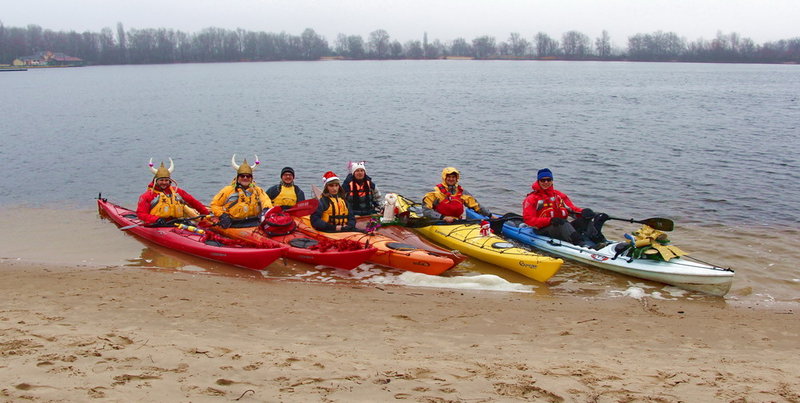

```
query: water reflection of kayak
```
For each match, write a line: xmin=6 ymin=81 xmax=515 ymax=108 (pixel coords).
xmin=97 ymin=197 xmax=285 ymax=271
xmin=465 ymin=209 xmax=735 ymax=296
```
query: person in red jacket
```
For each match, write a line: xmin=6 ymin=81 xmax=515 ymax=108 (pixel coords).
xmin=522 ymin=168 xmax=608 ymax=247
xmin=136 ymin=158 xmax=210 ymax=226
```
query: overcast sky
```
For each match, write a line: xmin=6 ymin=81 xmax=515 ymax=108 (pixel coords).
xmin=2 ymin=0 xmax=798 ymax=45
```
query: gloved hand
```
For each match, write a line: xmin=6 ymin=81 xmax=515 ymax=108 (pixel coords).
xmin=550 ymin=217 xmax=567 ymax=226
xmin=478 ymin=207 xmax=492 ymax=217
xmin=218 ymin=213 xmax=233 ymax=229
xmin=580 ymin=208 xmax=595 ymax=219
xmin=154 ymin=218 xmax=168 ymax=226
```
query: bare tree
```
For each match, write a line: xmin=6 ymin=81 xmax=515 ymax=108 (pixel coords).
xmin=449 ymin=37 xmax=472 ymax=57
xmin=472 ymin=35 xmax=496 ymax=58
xmin=595 ymin=30 xmax=611 ymax=58
xmin=368 ymin=29 xmax=391 ymax=59
xmin=562 ymin=30 xmax=591 ymax=58
xmin=534 ymin=32 xmax=559 ymax=57
xmin=405 ymin=40 xmax=424 ymax=58
xmin=508 ymin=32 xmax=530 ymax=57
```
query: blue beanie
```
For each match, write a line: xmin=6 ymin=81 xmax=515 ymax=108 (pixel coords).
xmin=537 ymin=168 xmax=553 ymax=181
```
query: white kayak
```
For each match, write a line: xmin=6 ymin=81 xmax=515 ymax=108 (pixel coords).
xmin=466 ymin=210 xmax=735 ymax=296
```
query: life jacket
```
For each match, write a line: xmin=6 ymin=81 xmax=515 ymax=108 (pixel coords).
xmin=320 ymin=195 xmax=350 ymax=226
xmin=223 ymin=186 xmax=266 ymax=220
xmin=346 ymin=179 xmax=375 ymax=212
xmin=149 ymin=187 xmax=187 ymax=219
xmin=532 ymin=191 xmax=571 ymax=219
xmin=272 ymin=184 xmax=298 ymax=207
xmin=434 ymin=184 xmax=465 ymax=217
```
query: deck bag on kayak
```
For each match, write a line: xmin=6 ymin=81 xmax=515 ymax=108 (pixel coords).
xmin=259 ymin=207 xmax=297 ymax=236
xmin=625 ymin=225 xmax=686 ymax=261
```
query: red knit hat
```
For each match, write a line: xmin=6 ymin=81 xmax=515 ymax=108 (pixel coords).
xmin=322 ymin=171 xmax=340 ymax=186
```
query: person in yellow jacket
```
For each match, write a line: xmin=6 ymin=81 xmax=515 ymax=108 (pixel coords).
xmin=310 ymin=171 xmax=356 ymax=232
xmin=266 ymin=166 xmax=306 ymax=209
xmin=210 ymin=154 xmax=273 ymax=228
xmin=422 ymin=167 xmax=491 ymax=223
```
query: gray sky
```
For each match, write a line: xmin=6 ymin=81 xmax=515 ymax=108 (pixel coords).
xmin=2 ymin=0 xmax=798 ymax=45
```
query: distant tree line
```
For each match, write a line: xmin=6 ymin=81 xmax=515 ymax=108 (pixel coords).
xmin=1 ymin=22 xmax=798 ymax=65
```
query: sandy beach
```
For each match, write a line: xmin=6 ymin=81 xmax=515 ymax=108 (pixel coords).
xmin=1 ymin=261 xmax=797 ymax=402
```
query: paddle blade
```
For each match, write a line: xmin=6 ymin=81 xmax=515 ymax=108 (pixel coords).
xmin=641 ymin=218 xmax=674 ymax=232
xmin=284 ymin=199 xmax=319 ymax=217
xmin=607 ymin=216 xmax=675 ymax=232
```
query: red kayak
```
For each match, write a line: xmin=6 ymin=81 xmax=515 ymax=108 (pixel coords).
xmin=202 ymin=200 xmax=376 ymax=270
xmin=210 ymin=225 xmax=377 ymax=270
xmin=98 ymin=198 xmax=286 ymax=271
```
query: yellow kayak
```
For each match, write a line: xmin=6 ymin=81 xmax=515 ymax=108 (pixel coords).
xmin=396 ymin=195 xmax=563 ymax=282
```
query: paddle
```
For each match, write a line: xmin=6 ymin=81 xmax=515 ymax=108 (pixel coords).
xmin=606 ymin=216 xmax=674 ymax=232
xmin=282 ymin=199 xmax=319 ymax=217
xmin=400 ymin=214 xmax=521 ymax=229
xmin=120 ymin=215 xmax=208 ymax=230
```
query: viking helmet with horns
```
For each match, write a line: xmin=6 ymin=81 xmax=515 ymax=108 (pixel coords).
xmin=231 ymin=154 xmax=259 ymax=175
xmin=149 ymin=158 xmax=174 ymax=180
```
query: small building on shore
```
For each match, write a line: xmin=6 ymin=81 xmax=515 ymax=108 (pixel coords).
xmin=13 ymin=51 xmax=84 ymax=67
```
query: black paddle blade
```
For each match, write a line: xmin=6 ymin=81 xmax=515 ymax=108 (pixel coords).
xmin=641 ymin=218 xmax=674 ymax=232
xmin=489 ymin=219 xmax=505 ymax=234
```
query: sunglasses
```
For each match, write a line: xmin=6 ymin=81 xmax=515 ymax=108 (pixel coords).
xmin=539 ymin=178 xmax=553 ymax=183
xmin=238 ymin=174 xmax=253 ymax=178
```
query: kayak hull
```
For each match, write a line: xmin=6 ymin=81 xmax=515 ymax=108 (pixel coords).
xmin=466 ymin=210 xmax=735 ymax=296
xmin=295 ymin=217 xmax=458 ymax=275
xmin=355 ymin=216 xmax=467 ymax=265
xmin=210 ymin=225 xmax=377 ymax=270
xmin=98 ymin=199 xmax=285 ymax=271
xmin=412 ymin=223 xmax=563 ymax=282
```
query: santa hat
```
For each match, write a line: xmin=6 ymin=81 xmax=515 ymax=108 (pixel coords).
xmin=348 ymin=161 xmax=367 ymax=175
xmin=322 ymin=171 xmax=340 ymax=186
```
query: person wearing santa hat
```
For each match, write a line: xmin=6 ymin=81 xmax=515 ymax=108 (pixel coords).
xmin=341 ymin=161 xmax=382 ymax=216
xmin=310 ymin=171 xmax=356 ymax=232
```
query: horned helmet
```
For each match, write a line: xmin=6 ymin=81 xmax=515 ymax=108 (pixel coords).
xmin=149 ymin=157 xmax=174 ymax=181
xmin=231 ymin=154 xmax=259 ymax=180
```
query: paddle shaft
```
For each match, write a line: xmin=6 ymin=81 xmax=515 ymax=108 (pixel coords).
xmin=120 ymin=214 xmax=207 ymax=231
xmin=606 ymin=216 xmax=674 ymax=232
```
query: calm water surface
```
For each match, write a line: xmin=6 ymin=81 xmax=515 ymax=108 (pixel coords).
xmin=1 ymin=61 xmax=798 ymax=303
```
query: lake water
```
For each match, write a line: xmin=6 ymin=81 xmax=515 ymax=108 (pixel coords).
xmin=1 ymin=60 xmax=798 ymax=303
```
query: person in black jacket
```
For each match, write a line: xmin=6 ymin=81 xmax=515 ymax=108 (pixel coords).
xmin=310 ymin=171 xmax=356 ymax=232
xmin=341 ymin=161 xmax=382 ymax=216
xmin=266 ymin=166 xmax=306 ymax=210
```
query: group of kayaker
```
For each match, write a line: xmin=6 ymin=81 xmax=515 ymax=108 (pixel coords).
xmin=136 ymin=157 xmax=609 ymax=248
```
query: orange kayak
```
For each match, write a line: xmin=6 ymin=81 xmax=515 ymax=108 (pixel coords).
xmin=356 ymin=216 xmax=466 ymax=265
xmin=295 ymin=217 xmax=458 ymax=275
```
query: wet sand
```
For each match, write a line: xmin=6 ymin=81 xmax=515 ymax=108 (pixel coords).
xmin=2 ymin=207 xmax=800 ymax=400
xmin=1 ymin=261 xmax=799 ymax=402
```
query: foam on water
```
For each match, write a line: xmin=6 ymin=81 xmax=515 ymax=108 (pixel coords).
xmin=369 ymin=272 xmax=534 ymax=293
